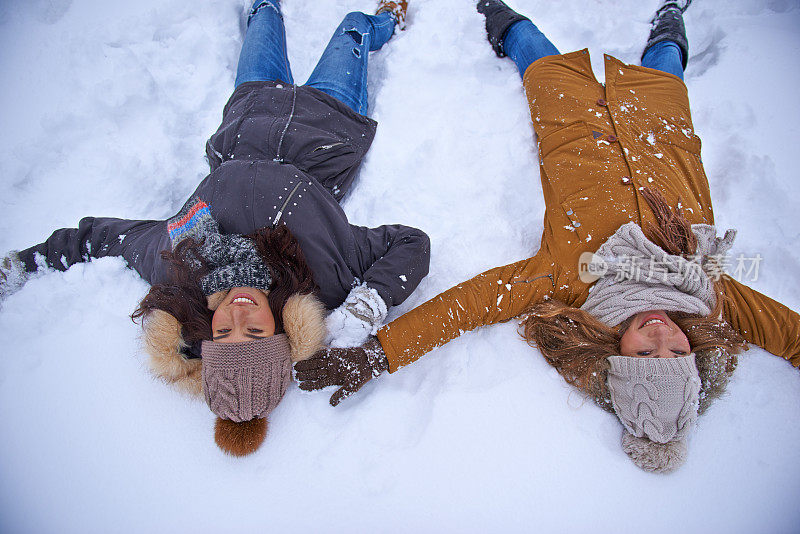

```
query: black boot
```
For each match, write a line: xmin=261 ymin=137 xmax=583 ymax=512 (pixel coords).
xmin=476 ymin=0 xmax=530 ymax=58
xmin=642 ymin=1 xmax=692 ymax=69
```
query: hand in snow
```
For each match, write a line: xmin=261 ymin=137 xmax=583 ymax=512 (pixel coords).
xmin=0 ymin=251 xmax=28 ymax=305
xmin=294 ymin=337 xmax=389 ymax=406
xmin=325 ymin=284 xmax=388 ymax=348
xmin=324 ymin=305 xmax=372 ymax=348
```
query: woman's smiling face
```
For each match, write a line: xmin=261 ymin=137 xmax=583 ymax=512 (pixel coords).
xmin=211 ymin=287 xmax=275 ymax=343
xmin=619 ymin=310 xmax=691 ymax=358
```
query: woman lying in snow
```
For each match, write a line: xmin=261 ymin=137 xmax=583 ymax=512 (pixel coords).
xmin=0 ymin=0 xmax=429 ymax=456
xmin=296 ymin=0 xmax=800 ymax=473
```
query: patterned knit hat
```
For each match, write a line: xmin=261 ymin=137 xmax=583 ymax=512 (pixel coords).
xmin=606 ymin=354 xmax=701 ymax=473
xmin=201 ymin=335 xmax=292 ymax=422
xmin=200 ymin=334 xmax=293 ymax=457
xmin=141 ymin=291 xmax=327 ymax=457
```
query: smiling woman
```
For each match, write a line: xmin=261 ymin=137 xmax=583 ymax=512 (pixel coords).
xmin=620 ymin=310 xmax=691 ymax=358
xmin=212 ymin=288 xmax=277 ymax=342
xmin=296 ymin=0 xmax=799 ymax=475
xmin=0 ymin=0 xmax=429 ymax=457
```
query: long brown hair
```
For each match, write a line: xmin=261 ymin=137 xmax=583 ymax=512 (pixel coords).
xmin=522 ymin=295 xmax=747 ymax=411
xmin=521 ymin=188 xmax=747 ymax=411
xmin=131 ymin=225 xmax=317 ymax=349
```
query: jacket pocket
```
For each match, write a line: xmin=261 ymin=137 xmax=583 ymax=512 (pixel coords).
xmin=295 ymin=141 xmax=358 ymax=184
xmin=651 ymin=129 xmax=712 ymax=222
xmin=655 ymin=130 xmax=702 ymax=155
xmin=538 ymin=120 xmax=593 ymax=159
xmin=206 ymin=111 xmax=249 ymax=170
xmin=538 ymin=120 xmax=630 ymax=245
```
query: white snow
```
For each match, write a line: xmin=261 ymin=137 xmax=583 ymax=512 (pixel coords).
xmin=1 ymin=0 xmax=799 ymax=532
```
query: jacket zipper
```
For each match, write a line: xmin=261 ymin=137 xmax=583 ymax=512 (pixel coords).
xmin=272 ymin=181 xmax=303 ymax=227
xmin=312 ymin=142 xmax=344 ymax=152
xmin=273 ymin=84 xmax=297 ymax=163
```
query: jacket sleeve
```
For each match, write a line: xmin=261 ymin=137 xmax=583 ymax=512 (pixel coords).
xmin=350 ymin=224 xmax=431 ymax=308
xmin=720 ymin=275 xmax=800 ymax=368
xmin=376 ymin=252 xmax=557 ymax=372
xmin=17 ymin=216 xmax=168 ymax=285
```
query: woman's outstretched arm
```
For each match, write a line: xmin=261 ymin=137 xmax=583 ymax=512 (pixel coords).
xmin=350 ymin=223 xmax=431 ymax=309
xmin=296 ymin=250 xmax=559 ymax=405
xmin=377 ymin=251 xmax=557 ymax=372
xmin=12 ymin=216 xmax=169 ymax=287
xmin=322 ymin=223 xmax=431 ymax=348
xmin=720 ymin=275 xmax=800 ymax=368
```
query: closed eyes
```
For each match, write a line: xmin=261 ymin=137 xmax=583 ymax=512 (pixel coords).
xmin=636 ymin=349 xmax=689 ymax=357
xmin=213 ymin=328 xmax=266 ymax=341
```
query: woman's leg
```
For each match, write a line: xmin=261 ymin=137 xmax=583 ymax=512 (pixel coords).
xmin=476 ymin=0 xmax=559 ymax=79
xmin=304 ymin=11 xmax=397 ymax=115
xmin=641 ymin=41 xmax=684 ymax=79
xmin=235 ymin=0 xmax=294 ymax=87
xmin=503 ymin=20 xmax=560 ymax=79
xmin=640 ymin=1 xmax=691 ymax=80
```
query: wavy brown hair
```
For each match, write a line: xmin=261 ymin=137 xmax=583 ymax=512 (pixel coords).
xmin=521 ymin=188 xmax=748 ymax=412
xmin=521 ymin=295 xmax=747 ymax=412
xmin=131 ymin=225 xmax=317 ymax=355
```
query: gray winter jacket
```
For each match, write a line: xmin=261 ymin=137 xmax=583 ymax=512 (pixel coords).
xmin=19 ymin=81 xmax=430 ymax=309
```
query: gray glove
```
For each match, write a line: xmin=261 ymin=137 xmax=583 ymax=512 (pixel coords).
xmin=325 ymin=283 xmax=388 ymax=348
xmin=0 ymin=251 xmax=28 ymax=304
xmin=294 ymin=336 xmax=389 ymax=406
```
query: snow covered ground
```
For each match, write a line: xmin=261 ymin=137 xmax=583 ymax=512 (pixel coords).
xmin=1 ymin=0 xmax=799 ymax=532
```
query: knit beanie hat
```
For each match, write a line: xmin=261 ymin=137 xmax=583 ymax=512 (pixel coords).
xmin=141 ymin=290 xmax=326 ymax=456
xmin=201 ymin=335 xmax=292 ymax=421
xmin=606 ymin=354 xmax=701 ymax=473
xmin=201 ymin=334 xmax=293 ymax=456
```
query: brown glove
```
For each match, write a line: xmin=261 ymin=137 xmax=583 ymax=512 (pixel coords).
xmin=294 ymin=336 xmax=389 ymax=406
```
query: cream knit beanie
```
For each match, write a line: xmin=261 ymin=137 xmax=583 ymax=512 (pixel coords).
xmin=606 ymin=354 xmax=701 ymax=473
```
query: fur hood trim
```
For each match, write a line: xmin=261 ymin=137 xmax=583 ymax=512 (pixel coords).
xmin=142 ymin=310 xmax=203 ymax=397
xmin=282 ymin=292 xmax=326 ymax=362
xmin=142 ymin=291 xmax=326 ymax=398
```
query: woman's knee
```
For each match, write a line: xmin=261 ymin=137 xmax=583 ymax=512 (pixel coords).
xmin=339 ymin=11 xmax=372 ymax=41
xmin=248 ymin=1 xmax=281 ymax=23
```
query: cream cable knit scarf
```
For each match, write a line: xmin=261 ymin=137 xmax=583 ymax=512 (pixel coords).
xmin=581 ymin=222 xmax=736 ymax=326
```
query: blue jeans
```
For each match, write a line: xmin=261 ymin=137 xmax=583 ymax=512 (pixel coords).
xmin=502 ymin=20 xmax=685 ymax=80
xmin=503 ymin=20 xmax=560 ymax=78
xmin=234 ymin=0 xmax=397 ymax=115
xmin=641 ymin=40 xmax=684 ymax=80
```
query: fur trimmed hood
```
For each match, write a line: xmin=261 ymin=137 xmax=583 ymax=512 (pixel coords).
xmin=141 ymin=290 xmax=326 ymax=399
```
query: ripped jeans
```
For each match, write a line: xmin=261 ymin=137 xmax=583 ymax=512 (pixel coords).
xmin=235 ymin=0 xmax=397 ymax=115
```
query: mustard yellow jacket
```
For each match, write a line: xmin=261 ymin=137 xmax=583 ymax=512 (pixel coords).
xmin=377 ymin=50 xmax=800 ymax=372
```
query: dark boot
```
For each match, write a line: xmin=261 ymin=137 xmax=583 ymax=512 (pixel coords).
xmin=642 ymin=1 xmax=692 ymax=69
xmin=476 ymin=0 xmax=530 ymax=58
